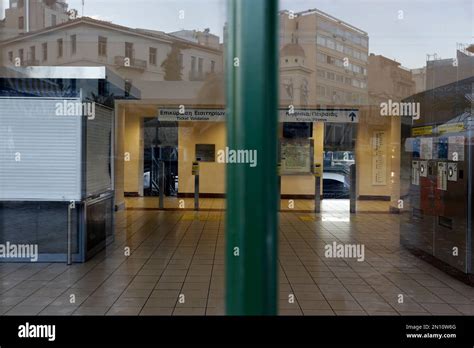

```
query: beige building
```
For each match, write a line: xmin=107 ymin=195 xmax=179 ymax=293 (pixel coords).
xmin=279 ymin=8 xmax=369 ymax=107
xmin=0 ymin=0 xmax=71 ymax=40
xmin=411 ymin=67 xmax=427 ymax=94
xmin=0 ymin=17 xmax=223 ymax=94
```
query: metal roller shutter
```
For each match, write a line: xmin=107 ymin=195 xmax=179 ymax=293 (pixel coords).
xmin=86 ymin=104 xmax=113 ymax=197
xmin=0 ymin=97 xmax=82 ymax=201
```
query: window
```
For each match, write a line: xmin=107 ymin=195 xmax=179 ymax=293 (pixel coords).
xmin=327 ymin=56 xmax=335 ymax=65
xmin=317 ymin=85 xmax=326 ymax=97
xmin=336 ymin=74 xmax=343 ymax=83
xmin=326 ymin=38 xmax=335 ymax=50
xmin=29 ymin=46 xmax=35 ymax=62
xmin=317 ymin=69 xmax=325 ymax=78
xmin=211 ymin=60 xmax=215 ymax=73
xmin=42 ymin=43 xmax=47 ymax=61
xmin=316 ymin=35 xmax=325 ymax=46
xmin=57 ymin=38 xmax=63 ymax=57
xmin=125 ymin=42 xmax=133 ymax=59
xmin=198 ymin=58 xmax=204 ymax=75
xmin=149 ymin=47 xmax=157 ymax=65
xmin=71 ymin=35 xmax=76 ymax=55
xmin=191 ymin=56 xmax=196 ymax=72
xmin=316 ymin=52 xmax=325 ymax=62
xmin=326 ymin=71 xmax=335 ymax=80
xmin=98 ymin=36 xmax=107 ymax=56
xmin=344 ymin=77 xmax=351 ymax=85
xmin=336 ymin=43 xmax=343 ymax=52
xmin=18 ymin=16 xmax=24 ymax=30
xmin=19 ymin=49 xmax=24 ymax=64
xmin=8 ymin=51 xmax=13 ymax=62
xmin=179 ymin=53 xmax=184 ymax=68
xmin=51 ymin=14 xmax=57 ymax=26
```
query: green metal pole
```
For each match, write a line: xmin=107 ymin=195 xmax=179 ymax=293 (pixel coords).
xmin=225 ymin=0 xmax=279 ymax=315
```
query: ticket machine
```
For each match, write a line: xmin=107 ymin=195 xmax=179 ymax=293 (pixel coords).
xmin=400 ymin=76 xmax=474 ymax=280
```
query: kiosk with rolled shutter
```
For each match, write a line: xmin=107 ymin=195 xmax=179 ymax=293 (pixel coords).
xmin=0 ymin=67 xmax=139 ymax=262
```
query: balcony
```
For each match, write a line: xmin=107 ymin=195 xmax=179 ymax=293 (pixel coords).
xmin=114 ymin=56 xmax=147 ymax=71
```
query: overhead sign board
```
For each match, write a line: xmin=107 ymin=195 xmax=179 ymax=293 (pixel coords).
xmin=158 ymin=108 xmax=359 ymax=123
xmin=437 ymin=122 xmax=465 ymax=134
xmin=279 ymin=109 xmax=359 ymax=123
xmin=158 ymin=108 xmax=226 ymax=122
xmin=412 ymin=126 xmax=433 ymax=136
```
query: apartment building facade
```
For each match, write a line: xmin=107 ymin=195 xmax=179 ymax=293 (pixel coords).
xmin=279 ymin=8 xmax=369 ymax=107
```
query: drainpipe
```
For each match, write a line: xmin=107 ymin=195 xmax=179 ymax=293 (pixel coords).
xmin=225 ymin=0 xmax=279 ymax=315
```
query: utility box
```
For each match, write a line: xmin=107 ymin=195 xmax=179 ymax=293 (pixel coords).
xmin=0 ymin=67 xmax=138 ymax=262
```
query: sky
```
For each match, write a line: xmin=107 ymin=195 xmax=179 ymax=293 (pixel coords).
xmin=1 ymin=0 xmax=473 ymax=69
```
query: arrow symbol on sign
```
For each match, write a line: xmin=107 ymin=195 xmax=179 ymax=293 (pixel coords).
xmin=349 ymin=112 xmax=357 ymax=122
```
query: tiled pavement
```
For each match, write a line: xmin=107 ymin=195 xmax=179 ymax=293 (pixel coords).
xmin=1 ymin=205 xmax=474 ymax=316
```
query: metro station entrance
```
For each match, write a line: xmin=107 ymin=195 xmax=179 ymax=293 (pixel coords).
xmin=116 ymin=103 xmax=395 ymax=215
